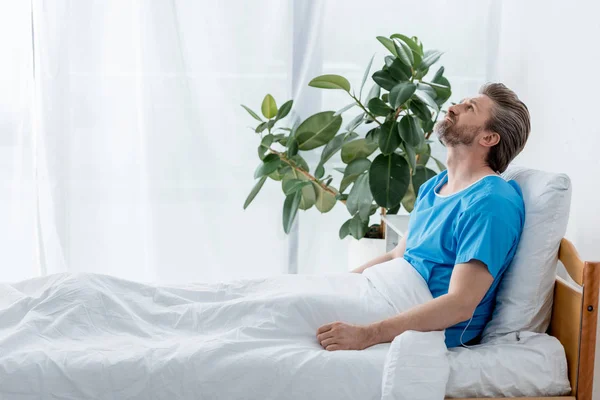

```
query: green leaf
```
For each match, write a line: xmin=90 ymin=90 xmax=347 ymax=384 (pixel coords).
xmin=414 ymin=36 xmax=423 ymax=52
xmin=419 ymin=50 xmax=443 ymax=71
xmin=339 ymin=215 xmax=369 ymax=240
xmin=317 ymin=131 xmax=359 ymax=174
xmin=378 ymin=120 xmax=401 ymax=155
xmin=334 ymin=102 xmax=356 ymax=116
xmin=255 ymin=121 xmax=268 ymax=133
xmin=371 ymin=70 xmax=397 ymax=91
xmin=414 ymin=89 xmax=439 ymax=112
xmin=365 ymin=127 xmax=379 ymax=143
xmin=415 ymin=67 xmax=429 ymax=80
xmin=340 ymin=158 xmax=371 ymax=193
xmin=376 ymin=36 xmax=398 ymax=57
xmin=311 ymin=182 xmax=337 ymax=213
xmin=346 ymin=112 xmax=365 ymax=132
xmin=409 ymin=99 xmax=433 ymax=121
xmin=398 ymin=115 xmax=423 ymax=147
xmin=347 ymin=173 xmax=374 ymax=221
xmin=413 ymin=166 xmax=437 ymax=196
xmin=435 ymin=83 xmax=452 ymax=106
xmin=282 ymin=170 xmax=315 ymax=210
xmin=308 ymin=74 xmax=351 ymax=92
xmin=369 ymin=204 xmax=379 ymax=216
xmin=421 ymin=118 xmax=435 ymax=134
xmin=282 ymin=179 xmax=312 ymax=195
xmin=390 ymin=34 xmax=423 ymax=67
xmin=341 ymin=139 xmax=378 ymax=164
xmin=393 ymin=38 xmax=414 ymax=67
xmin=388 ymin=58 xmax=411 ymax=81
xmin=431 ymin=156 xmax=447 ymax=172
xmin=278 ymin=164 xmax=292 ymax=176
xmin=261 ymin=94 xmax=278 ymax=119
xmin=368 ymin=98 xmax=393 ymax=116
xmin=360 ymin=54 xmax=376 ymax=99
xmin=243 ymin=176 xmax=268 ymax=209
xmin=389 ymin=82 xmax=416 ymax=109
xmin=258 ymin=134 xmax=274 ymax=160
xmin=417 ymin=143 xmax=431 ymax=166
xmin=276 ymin=100 xmax=293 ymax=121
xmin=402 ymin=142 xmax=417 ymax=172
xmin=369 ymin=153 xmax=410 ymax=208
xmin=268 ymin=167 xmax=285 ymax=181
xmin=334 ymin=167 xmax=345 ymax=174
xmin=432 ymin=66 xmax=445 ymax=83
xmin=291 ymin=154 xmax=309 ymax=172
xmin=295 ymin=111 xmax=343 ymax=151
xmin=349 ymin=216 xmax=369 ymax=239
xmin=287 ymin=137 xmax=299 ymax=157
xmin=271 ymin=133 xmax=287 ymax=143
xmin=261 ymin=133 xmax=274 ymax=146
xmin=241 ymin=105 xmax=263 ymax=122
xmin=416 ymin=82 xmax=437 ymax=99
xmin=339 ymin=219 xmax=351 ymax=239
xmin=365 ymin=83 xmax=381 ymax=103
xmin=315 ymin=165 xmax=325 ymax=179
xmin=254 ymin=154 xmax=281 ymax=179
xmin=401 ymin=178 xmax=416 ymax=212
xmin=282 ymin=191 xmax=302 ymax=234
xmin=429 ymin=77 xmax=452 ymax=104
xmin=344 ymin=131 xmax=360 ymax=142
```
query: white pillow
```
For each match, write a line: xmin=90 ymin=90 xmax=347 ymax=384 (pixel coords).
xmin=482 ymin=166 xmax=572 ymax=341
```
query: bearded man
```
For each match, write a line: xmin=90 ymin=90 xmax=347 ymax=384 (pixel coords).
xmin=318 ymin=83 xmax=531 ymax=350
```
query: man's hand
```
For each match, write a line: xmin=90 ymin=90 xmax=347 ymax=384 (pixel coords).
xmin=316 ymin=321 xmax=375 ymax=351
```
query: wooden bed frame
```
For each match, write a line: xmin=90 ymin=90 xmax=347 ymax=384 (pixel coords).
xmin=456 ymin=238 xmax=600 ymax=400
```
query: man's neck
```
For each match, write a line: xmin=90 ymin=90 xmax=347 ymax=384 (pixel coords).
xmin=442 ymin=146 xmax=497 ymax=195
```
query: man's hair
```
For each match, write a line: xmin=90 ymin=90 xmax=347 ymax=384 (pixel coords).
xmin=479 ymin=83 xmax=531 ymax=173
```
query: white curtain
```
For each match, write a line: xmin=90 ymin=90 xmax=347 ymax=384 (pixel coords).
xmin=0 ymin=1 xmax=38 ymax=283
xmin=1 ymin=0 xmax=496 ymax=283
xmin=28 ymin=0 xmax=295 ymax=283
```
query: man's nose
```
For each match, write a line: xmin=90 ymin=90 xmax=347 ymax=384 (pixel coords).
xmin=447 ymin=104 xmax=458 ymax=116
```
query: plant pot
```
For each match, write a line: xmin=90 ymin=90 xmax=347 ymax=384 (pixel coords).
xmin=347 ymin=237 xmax=387 ymax=271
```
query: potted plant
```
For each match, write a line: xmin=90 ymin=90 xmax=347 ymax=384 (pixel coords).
xmin=242 ymin=34 xmax=450 ymax=266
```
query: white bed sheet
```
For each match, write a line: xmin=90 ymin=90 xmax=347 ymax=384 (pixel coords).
xmin=0 ymin=266 xmax=569 ymax=399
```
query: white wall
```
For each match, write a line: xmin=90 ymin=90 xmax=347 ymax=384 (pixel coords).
xmin=490 ymin=1 xmax=600 ymax=397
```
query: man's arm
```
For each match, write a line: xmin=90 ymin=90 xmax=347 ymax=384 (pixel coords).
xmin=350 ymin=235 xmax=407 ymax=274
xmin=318 ymin=259 xmax=493 ymax=350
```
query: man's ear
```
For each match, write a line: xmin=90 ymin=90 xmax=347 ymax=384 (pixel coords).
xmin=479 ymin=131 xmax=500 ymax=148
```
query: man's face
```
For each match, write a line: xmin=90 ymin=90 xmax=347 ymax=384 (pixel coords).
xmin=435 ymin=94 xmax=495 ymax=147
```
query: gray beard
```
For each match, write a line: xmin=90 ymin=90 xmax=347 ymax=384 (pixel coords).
xmin=435 ymin=119 xmax=480 ymax=146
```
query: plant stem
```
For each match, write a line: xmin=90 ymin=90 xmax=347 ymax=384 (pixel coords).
xmin=379 ymin=207 xmax=386 ymax=239
xmin=425 ymin=111 xmax=439 ymax=140
xmin=268 ymin=148 xmax=346 ymax=204
xmin=349 ymin=93 xmax=382 ymax=127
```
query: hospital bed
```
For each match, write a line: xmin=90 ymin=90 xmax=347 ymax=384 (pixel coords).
xmin=0 ymin=165 xmax=596 ymax=399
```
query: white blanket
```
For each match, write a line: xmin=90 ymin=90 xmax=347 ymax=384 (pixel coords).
xmin=0 ymin=259 xmax=569 ymax=399
xmin=0 ymin=259 xmax=443 ymax=400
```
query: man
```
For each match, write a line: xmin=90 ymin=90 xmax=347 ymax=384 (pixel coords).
xmin=317 ymin=83 xmax=530 ymax=351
